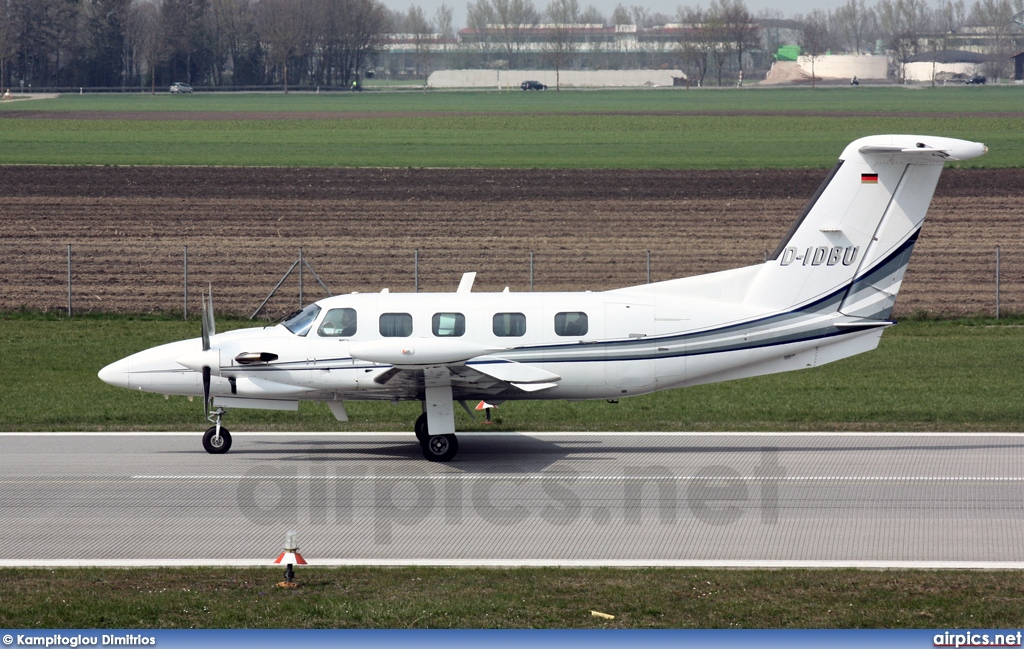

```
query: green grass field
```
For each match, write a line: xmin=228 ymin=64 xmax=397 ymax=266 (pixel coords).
xmin=2 ymin=313 xmax=1021 ymax=433
xmin=3 ymin=85 xmax=1020 ymax=114
xmin=1 ymin=87 xmax=1022 ymax=167
xmin=3 ymin=566 xmax=1023 ymax=628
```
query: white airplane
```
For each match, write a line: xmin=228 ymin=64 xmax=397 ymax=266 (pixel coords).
xmin=99 ymin=134 xmax=987 ymax=462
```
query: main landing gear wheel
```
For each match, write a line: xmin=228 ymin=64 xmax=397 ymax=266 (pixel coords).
xmin=414 ymin=412 xmax=429 ymax=443
xmin=422 ymin=434 xmax=458 ymax=462
xmin=203 ymin=426 xmax=232 ymax=454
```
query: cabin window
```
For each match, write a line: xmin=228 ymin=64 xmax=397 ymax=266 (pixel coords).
xmin=554 ymin=311 xmax=588 ymax=337
xmin=282 ymin=304 xmax=321 ymax=336
xmin=379 ymin=313 xmax=413 ymax=337
xmin=317 ymin=308 xmax=357 ymax=337
xmin=493 ymin=312 xmax=526 ymax=337
xmin=432 ymin=312 xmax=465 ymax=337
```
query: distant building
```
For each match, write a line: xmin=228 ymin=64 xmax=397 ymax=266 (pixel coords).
xmin=904 ymin=50 xmax=988 ymax=83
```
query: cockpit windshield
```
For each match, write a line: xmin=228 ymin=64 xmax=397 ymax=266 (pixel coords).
xmin=281 ymin=303 xmax=321 ymax=336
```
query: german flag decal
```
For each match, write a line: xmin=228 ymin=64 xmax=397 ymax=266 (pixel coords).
xmin=862 ymin=173 xmax=879 ymax=184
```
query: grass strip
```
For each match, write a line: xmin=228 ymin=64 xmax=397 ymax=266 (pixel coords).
xmin=4 ymin=86 xmax=1024 ymax=115
xmin=2 ymin=88 xmax=1023 ymax=167
xmin=1 ymin=114 xmax=1018 ymax=168
xmin=1 ymin=313 xmax=1021 ymax=433
xmin=1 ymin=566 xmax=1021 ymax=628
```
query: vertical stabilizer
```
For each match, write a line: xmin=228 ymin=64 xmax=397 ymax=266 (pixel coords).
xmin=745 ymin=135 xmax=986 ymax=318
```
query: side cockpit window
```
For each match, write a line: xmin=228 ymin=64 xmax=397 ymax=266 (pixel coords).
xmin=318 ymin=308 xmax=357 ymax=337
xmin=282 ymin=304 xmax=321 ymax=336
xmin=554 ymin=312 xmax=588 ymax=337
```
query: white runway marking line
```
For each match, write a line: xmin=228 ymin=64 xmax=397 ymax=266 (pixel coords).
xmin=8 ymin=559 xmax=1024 ymax=569
xmin=131 ymin=475 xmax=1024 ymax=482
xmin=4 ymin=431 xmax=1024 ymax=437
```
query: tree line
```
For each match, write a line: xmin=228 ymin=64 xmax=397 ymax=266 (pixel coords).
xmin=0 ymin=0 xmax=391 ymax=91
xmin=1 ymin=0 xmax=1022 ymax=91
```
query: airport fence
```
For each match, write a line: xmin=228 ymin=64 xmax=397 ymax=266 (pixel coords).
xmin=5 ymin=243 xmax=1018 ymax=320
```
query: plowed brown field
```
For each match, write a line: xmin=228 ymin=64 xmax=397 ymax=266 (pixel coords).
xmin=1 ymin=166 xmax=1020 ymax=318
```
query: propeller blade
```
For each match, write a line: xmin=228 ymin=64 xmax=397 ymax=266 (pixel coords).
xmin=206 ymin=283 xmax=216 ymax=338
xmin=201 ymin=293 xmax=211 ymax=352
xmin=202 ymin=365 xmax=211 ymax=415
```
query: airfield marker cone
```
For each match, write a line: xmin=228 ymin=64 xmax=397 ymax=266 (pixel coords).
xmin=273 ymin=530 xmax=307 ymax=588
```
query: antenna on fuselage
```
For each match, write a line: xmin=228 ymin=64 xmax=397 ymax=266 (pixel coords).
xmin=457 ymin=272 xmax=476 ymax=293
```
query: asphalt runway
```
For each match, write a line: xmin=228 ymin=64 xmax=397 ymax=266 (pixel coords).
xmin=3 ymin=431 xmax=1024 ymax=568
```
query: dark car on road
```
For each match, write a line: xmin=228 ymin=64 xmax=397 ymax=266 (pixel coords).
xmin=521 ymin=80 xmax=546 ymax=91
xmin=966 ymin=74 xmax=986 ymax=85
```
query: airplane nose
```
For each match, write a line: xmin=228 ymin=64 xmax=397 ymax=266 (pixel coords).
xmin=98 ymin=358 xmax=131 ymax=389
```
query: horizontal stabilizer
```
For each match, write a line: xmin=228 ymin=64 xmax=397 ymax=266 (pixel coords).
xmin=858 ymin=140 xmax=986 ymax=162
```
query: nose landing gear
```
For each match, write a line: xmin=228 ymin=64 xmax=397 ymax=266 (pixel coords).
xmin=202 ymin=406 xmax=232 ymax=454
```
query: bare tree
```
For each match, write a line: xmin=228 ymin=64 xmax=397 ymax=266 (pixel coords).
xmin=579 ymin=4 xmax=604 ymax=24
xmin=877 ymin=0 xmax=932 ymax=82
xmin=703 ymin=2 xmax=732 ymax=85
xmin=127 ymin=0 xmax=165 ymax=92
xmin=493 ymin=0 xmax=539 ymax=68
xmin=434 ymin=2 xmax=454 ymax=68
xmin=970 ymin=0 xmax=1015 ymax=80
xmin=934 ymin=0 xmax=966 ymax=35
xmin=714 ymin=0 xmax=758 ymax=85
xmin=206 ymin=0 xmax=250 ymax=86
xmin=465 ymin=0 xmax=497 ymax=66
xmin=610 ymin=3 xmax=629 ymax=25
xmin=677 ymin=5 xmax=715 ymax=86
xmin=546 ymin=0 xmax=579 ymax=89
xmin=801 ymin=8 xmax=830 ymax=88
xmin=0 ymin=0 xmax=14 ymax=92
xmin=334 ymin=0 xmax=389 ymax=87
xmin=629 ymin=4 xmax=650 ymax=28
xmin=9 ymin=0 xmax=81 ymax=88
xmin=255 ymin=0 xmax=309 ymax=92
xmin=831 ymin=0 xmax=877 ymax=54
xmin=158 ymin=0 xmax=215 ymax=86
xmin=406 ymin=4 xmax=434 ymax=84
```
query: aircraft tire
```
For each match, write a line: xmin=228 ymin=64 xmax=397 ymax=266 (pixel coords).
xmin=422 ymin=434 xmax=458 ymax=462
xmin=203 ymin=426 xmax=232 ymax=454
xmin=414 ymin=412 xmax=429 ymax=443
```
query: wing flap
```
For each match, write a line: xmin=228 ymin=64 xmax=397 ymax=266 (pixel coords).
xmin=510 ymin=381 xmax=559 ymax=393
xmin=470 ymin=361 xmax=561 ymax=384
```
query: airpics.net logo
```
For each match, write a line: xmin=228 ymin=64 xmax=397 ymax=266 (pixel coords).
xmin=231 ymin=448 xmax=786 ymax=544
xmin=934 ymin=631 xmax=1024 ymax=647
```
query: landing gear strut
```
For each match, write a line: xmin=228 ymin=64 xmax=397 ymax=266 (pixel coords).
xmin=202 ymin=406 xmax=232 ymax=454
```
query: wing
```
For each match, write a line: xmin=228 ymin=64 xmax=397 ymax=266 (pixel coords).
xmin=371 ymin=360 xmax=560 ymax=400
xmin=349 ymin=338 xmax=560 ymax=400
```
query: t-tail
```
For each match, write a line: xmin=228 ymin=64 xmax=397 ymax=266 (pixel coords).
xmin=746 ymin=135 xmax=986 ymax=320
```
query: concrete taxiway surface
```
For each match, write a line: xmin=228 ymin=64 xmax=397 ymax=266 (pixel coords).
xmin=2 ymin=431 xmax=1023 ymax=568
